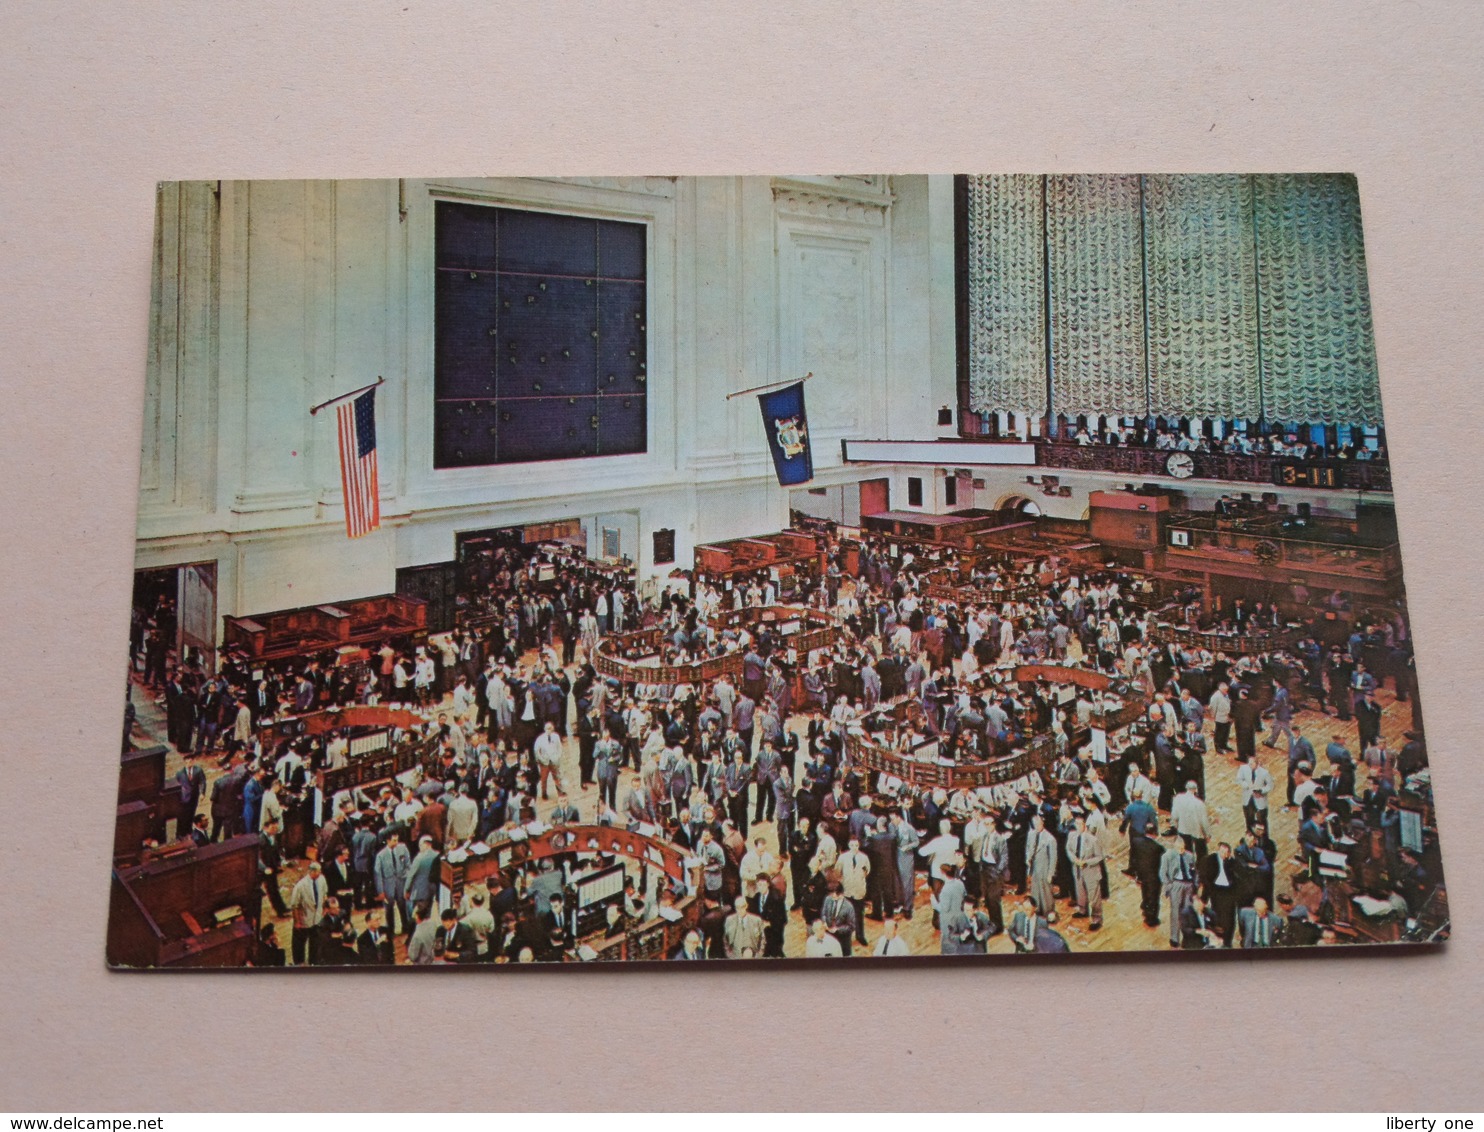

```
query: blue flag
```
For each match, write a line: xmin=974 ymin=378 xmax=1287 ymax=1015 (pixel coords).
xmin=757 ymin=380 xmax=814 ymax=486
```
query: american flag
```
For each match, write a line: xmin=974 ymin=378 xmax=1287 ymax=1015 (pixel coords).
xmin=336 ymin=388 xmax=380 ymax=538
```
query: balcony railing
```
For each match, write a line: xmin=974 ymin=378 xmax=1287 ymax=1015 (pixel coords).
xmin=1033 ymin=440 xmax=1392 ymax=492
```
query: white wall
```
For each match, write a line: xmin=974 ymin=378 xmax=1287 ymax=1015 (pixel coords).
xmin=134 ymin=175 xmax=960 ymax=626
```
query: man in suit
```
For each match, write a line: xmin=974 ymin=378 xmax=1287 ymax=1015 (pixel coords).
xmin=1201 ymin=841 xmax=1240 ymax=947
xmin=752 ymin=741 xmax=781 ymax=824
xmin=1159 ymin=833 xmax=1198 ymax=948
xmin=891 ymin=810 xmax=921 ymax=913
xmin=1009 ymin=897 xmax=1069 ymax=954
xmin=1025 ymin=813 xmax=1059 ymax=921
xmin=549 ymin=791 xmax=581 ymax=826
xmin=435 ymin=907 xmax=477 ymax=963
xmin=1356 ymin=690 xmax=1383 ymax=752
xmin=357 ymin=909 xmax=394 ymax=964
xmin=405 ymin=835 xmax=442 ymax=914
xmin=1231 ymin=688 xmax=1262 ymax=765
xmin=209 ymin=758 xmax=246 ymax=842
xmin=593 ymin=728 xmax=622 ymax=810
xmin=373 ymin=829 xmax=413 ymax=939
xmin=722 ymin=895 xmax=766 ymax=959
xmin=1180 ymin=893 xmax=1219 ymax=949
xmin=174 ymin=762 xmax=207 ymax=841
xmin=1170 ymin=781 xmax=1213 ymax=865
xmin=1066 ymin=813 xmax=1104 ymax=930
xmin=288 ymin=861 xmax=327 ymax=966
xmin=406 ymin=903 xmax=439 ymax=965
xmin=751 ymin=877 xmax=787 ymax=958
xmin=1129 ymin=819 xmax=1164 ymax=927
xmin=1238 ymin=896 xmax=1283 ymax=948
xmin=819 ymin=880 xmax=858 ymax=957
xmin=672 ymin=928 xmax=707 ymax=960
xmin=772 ymin=764 xmax=798 ymax=853
xmin=538 ymin=894 xmax=573 ymax=961
xmin=940 ymin=892 xmax=981 ymax=955
xmin=349 ymin=817 xmax=379 ymax=910
xmin=322 ymin=846 xmax=356 ymax=920
xmin=1263 ymin=680 xmax=1297 ymax=751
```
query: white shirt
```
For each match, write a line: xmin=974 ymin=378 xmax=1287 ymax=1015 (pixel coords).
xmin=1170 ymin=792 xmax=1211 ymax=839
xmin=873 ymin=935 xmax=910 ymax=957
xmin=805 ymin=933 xmax=844 ymax=958
xmin=533 ymin=731 xmax=564 ymax=766
xmin=918 ymin=833 xmax=961 ymax=881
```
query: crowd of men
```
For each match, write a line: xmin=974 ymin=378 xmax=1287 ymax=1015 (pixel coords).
xmin=127 ymin=521 xmax=1438 ymax=965
xmin=1058 ymin=420 xmax=1388 ymax=462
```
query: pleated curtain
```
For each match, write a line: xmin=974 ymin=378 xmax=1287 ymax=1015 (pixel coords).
xmin=1142 ymin=173 xmax=1263 ymax=421
xmin=964 ymin=175 xmax=1049 ymax=418
xmin=1254 ymin=173 xmax=1382 ymax=424
xmin=1046 ymin=174 xmax=1149 ymax=419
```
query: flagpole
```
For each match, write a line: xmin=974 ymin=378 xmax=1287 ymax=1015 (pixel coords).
xmin=723 ymin=372 xmax=812 ymax=402
xmin=309 ymin=376 xmax=385 ymax=416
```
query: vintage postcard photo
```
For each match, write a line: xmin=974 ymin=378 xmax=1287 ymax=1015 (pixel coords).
xmin=110 ymin=174 xmax=1445 ymax=968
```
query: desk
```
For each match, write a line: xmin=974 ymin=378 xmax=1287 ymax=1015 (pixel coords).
xmin=108 ymin=836 xmax=261 ymax=968
xmin=592 ymin=605 xmax=839 ymax=689
xmin=844 ymin=664 xmax=1147 ymax=793
xmin=440 ymin=824 xmax=702 ymax=963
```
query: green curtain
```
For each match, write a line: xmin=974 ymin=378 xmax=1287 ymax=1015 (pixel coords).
xmin=962 ymin=172 xmax=1381 ymax=427
xmin=1255 ymin=173 xmax=1382 ymax=424
xmin=1047 ymin=174 xmax=1149 ymax=419
xmin=1143 ymin=173 xmax=1263 ymax=421
xmin=964 ymin=174 xmax=1048 ymax=418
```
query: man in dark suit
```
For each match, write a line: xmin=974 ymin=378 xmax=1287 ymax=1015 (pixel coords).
xmin=538 ymin=894 xmax=573 ymax=961
xmin=357 ymin=909 xmax=394 ymax=964
xmin=1009 ymin=897 xmax=1069 ymax=953
xmin=435 ymin=907 xmax=477 ymax=964
xmin=1129 ymin=823 xmax=1164 ymax=928
xmin=1231 ymin=689 xmax=1262 ymax=765
xmin=672 ymin=929 xmax=706 ymax=960
xmin=819 ymin=880 xmax=857 ymax=957
xmin=174 ymin=762 xmax=207 ymax=840
xmin=751 ymin=877 xmax=787 ymax=958
xmin=1355 ymin=691 xmax=1383 ymax=752
xmin=1200 ymin=842 xmax=1240 ymax=947
xmin=576 ymin=707 xmax=599 ymax=788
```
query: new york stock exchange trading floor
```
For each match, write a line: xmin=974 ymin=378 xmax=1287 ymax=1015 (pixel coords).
xmin=116 ymin=527 xmax=1443 ymax=966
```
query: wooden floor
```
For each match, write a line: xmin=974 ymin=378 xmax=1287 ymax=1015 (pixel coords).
xmin=127 ymin=641 xmax=1420 ymax=962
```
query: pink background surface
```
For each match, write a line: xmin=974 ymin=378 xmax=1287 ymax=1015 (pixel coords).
xmin=2 ymin=1 xmax=1482 ymax=1111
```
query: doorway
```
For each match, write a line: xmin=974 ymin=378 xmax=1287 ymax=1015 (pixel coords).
xmin=131 ymin=561 xmax=217 ymax=680
xmin=859 ymin=478 xmax=890 ymax=517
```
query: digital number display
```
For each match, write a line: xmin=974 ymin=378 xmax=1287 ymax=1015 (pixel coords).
xmin=1273 ymin=462 xmax=1339 ymax=488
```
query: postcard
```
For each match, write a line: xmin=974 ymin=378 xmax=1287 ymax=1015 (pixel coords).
xmin=110 ymin=174 xmax=1444 ymax=967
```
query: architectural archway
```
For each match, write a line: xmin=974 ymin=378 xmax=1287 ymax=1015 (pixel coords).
xmin=994 ymin=493 xmax=1043 ymax=518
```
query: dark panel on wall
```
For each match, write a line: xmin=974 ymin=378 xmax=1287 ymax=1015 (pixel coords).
xmin=653 ymin=528 xmax=676 ymax=565
xmin=433 ymin=399 xmax=500 ymax=468
xmin=435 ymin=202 xmax=497 ymax=270
xmin=499 ymin=396 xmax=598 ymax=463
xmin=497 ymin=209 xmax=598 ymax=276
xmin=434 ymin=271 xmax=498 ymax=399
xmin=598 ymin=219 xmax=646 ymax=279
xmin=596 ymin=394 xmax=646 ymax=455
xmin=435 ymin=201 xmax=648 ymax=467
xmin=497 ymin=276 xmax=599 ymax=399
